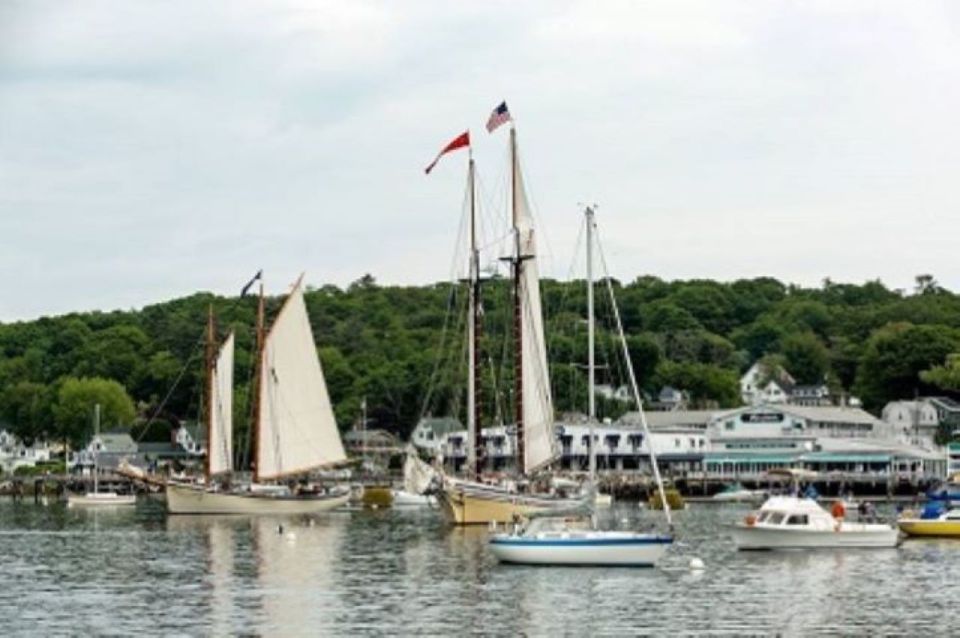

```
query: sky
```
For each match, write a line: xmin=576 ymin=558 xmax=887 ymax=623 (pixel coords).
xmin=2 ymin=1 xmax=960 ymax=321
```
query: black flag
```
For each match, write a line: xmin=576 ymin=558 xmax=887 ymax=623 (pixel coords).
xmin=240 ymin=270 xmax=263 ymax=297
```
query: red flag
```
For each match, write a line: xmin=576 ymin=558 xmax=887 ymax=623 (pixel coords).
xmin=425 ymin=131 xmax=470 ymax=174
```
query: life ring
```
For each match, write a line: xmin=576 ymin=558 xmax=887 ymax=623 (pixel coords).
xmin=831 ymin=501 xmax=846 ymax=520
xmin=744 ymin=514 xmax=757 ymax=526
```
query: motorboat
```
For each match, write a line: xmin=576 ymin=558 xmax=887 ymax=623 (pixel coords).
xmin=489 ymin=515 xmax=673 ymax=567
xmin=898 ymin=501 xmax=960 ymax=537
xmin=730 ymin=496 xmax=900 ymax=550
xmin=712 ymin=483 xmax=767 ymax=504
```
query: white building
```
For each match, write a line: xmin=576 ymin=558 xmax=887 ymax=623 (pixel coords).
xmin=0 ymin=430 xmax=52 ymax=474
xmin=882 ymin=400 xmax=941 ymax=449
xmin=740 ymin=362 xmax=796 ymax=406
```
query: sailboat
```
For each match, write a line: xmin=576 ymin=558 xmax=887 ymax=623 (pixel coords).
xmin=434 ymin=126 xmax=584 ymax=525
xmin=489 ymin=207 xmax=674 ymax=566
xmin=67 ymin=404 xmax=137 ymax=507
xmin=166 ymin=278 xmax=351 ymax=514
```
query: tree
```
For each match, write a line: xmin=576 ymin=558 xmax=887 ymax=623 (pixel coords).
xmin=0 ymin=381 xmax=54 ymax=444
xmin=52 ymin=377 xmax=136 ymax=447
xmin=780 ymin=332 xmax=829 ymax=385
xmin=653 ymin=361 xmax=740 ymax=408
xmin=921 ymin=354 xmax=960 ymax=391
xmin=854 ymin=323 xmax=960 ymax=410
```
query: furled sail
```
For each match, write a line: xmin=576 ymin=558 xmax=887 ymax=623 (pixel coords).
xmin=208 ymin=332 xmax=234 ymax=476
xmin=257 ymin=281 xmax=346 ymax=480
xmin=513 ymin=149 xmax=557 ymax=474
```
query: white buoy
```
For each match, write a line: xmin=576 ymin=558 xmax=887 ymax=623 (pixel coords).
xmin=285 ymin=532 xmax=297 ymax=542
xmin=689 ymin=557 xmax=705 ymax=571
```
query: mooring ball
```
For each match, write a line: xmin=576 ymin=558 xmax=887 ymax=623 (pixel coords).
xmin=689 ymin=557 xmax=705 ymax=571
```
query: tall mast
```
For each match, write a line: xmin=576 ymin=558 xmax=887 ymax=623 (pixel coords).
xmin=467 ymin=152 xmax=482 ymax=481
xmin=93 ymin=403 xmax=100 ymax=494
xmin=510 ymin=126 xmax=525 ymax=476
xmin=250 ymin=281 xmax=266 ymax=484
xmin=204 ymin=304 xmax=215 ymax=484
xmin=586 ymin=207 xmax=597 ymax=481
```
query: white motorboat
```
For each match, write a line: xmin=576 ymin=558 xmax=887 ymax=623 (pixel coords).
xmin=712 ymin=483 xmax=767 ymax=504
xmin=730 ymin=496 xmax=900 ymax=550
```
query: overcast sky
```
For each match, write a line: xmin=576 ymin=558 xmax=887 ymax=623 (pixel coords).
xmin=2 ymin=1 xmax=959 ymax=321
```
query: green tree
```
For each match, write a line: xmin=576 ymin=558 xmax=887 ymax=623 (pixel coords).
xmin=854 ymin=323 xmax=960 ymax=410
xmin=780 ymin=332 xmax=829 ymax=385
xmin=0 ymin=381 xmax=54 ymax=444
xmin=52 ymin=377 xmax=136 ymax=447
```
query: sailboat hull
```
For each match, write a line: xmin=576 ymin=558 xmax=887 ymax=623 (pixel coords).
xmin=490 ymin=534 xmax=672 ymax=566
xmin=436 ymin=481 xmax=581 ymax=525
xmin=166 ymin=483 xmax=350 ymax=515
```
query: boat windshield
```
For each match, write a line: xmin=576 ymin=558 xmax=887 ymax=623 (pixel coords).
xmin=766 ymin=512 xmax=785 ymax=525
xmin=785 ymin=514 xmax=808 ymax=526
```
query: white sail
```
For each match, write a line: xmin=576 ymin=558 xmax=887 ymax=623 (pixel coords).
xmin=513 ymin=149 xmax=557 ymax=473
xmin=403 ymin=447 xmax=437 ymax=495
xmin=257 ymin=281 xmax=346 ymax=480
xmin=208 ymin=332 xmax=234 ymax=476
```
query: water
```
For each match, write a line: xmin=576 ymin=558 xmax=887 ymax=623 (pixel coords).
xmin=1 ymin=498 xmax=958 ymax=636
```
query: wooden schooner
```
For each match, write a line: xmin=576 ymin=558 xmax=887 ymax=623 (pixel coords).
xmin=166 ymin=276 xmax=350 ymax=514
xmin=434 ymin=124 xmax=584 ymax=524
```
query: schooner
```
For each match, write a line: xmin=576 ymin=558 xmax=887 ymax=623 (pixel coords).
xmin=166 ymin=276 xmax=350 ymax=514
xmin=434 ymin=122 xmax=584 ymax=525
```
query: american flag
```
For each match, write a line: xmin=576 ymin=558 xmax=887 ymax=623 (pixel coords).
xmin=486 ymin=101 xmax=512 ymax=133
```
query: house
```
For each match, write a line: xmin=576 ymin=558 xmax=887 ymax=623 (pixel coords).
xmin=69 ymin=431 xmax=139 ymax=472
xmin=593 ymin=384 xmax=633 ymax=404
xmin=647 ymin=386 xmax=688 ymax=411
xmin=789 ymin=384 xmax=832 ymax=407
xmin=175 ymin=423 xmax=207 ymax=456
xmin=0 ymin=430 xmax=52 ymax=474
xmin=740 ymin=362 xmax=796 ymax=405
xmin=410 ymin=417 xmax=463 ymax=456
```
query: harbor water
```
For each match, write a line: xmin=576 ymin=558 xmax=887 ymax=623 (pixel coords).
xmin=1 ymin=498 xmax=957 ymax=636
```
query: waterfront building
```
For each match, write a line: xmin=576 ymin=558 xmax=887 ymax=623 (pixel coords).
xmin=69 ymin=431 xmax=138 ymax=472
xmin=0 ymin=430 xmax=52 ymax=474
xmin=410 ymin=416 xmax=463 ymax=456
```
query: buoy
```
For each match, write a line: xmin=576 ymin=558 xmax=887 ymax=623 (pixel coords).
xmin=285 ymin=532 xmax=297 ymax=542
xmin=689 ymin=557 xmax=705 ymax=571
xmin=277 ymin=524 xmax=284 ymax=535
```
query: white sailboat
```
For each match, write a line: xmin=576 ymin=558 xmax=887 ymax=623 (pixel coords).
xmin=391 ymin=446 xmax=437 ymax=507
xmin=435 ymin=125 xmax=584 ymax=524
xmin=489 ymin=207 xmax=674 ymax=566
xmin=167 ymin=279 xmax=350 ymax=515
xmin=67 ymin=404 xmax=137 ymax=507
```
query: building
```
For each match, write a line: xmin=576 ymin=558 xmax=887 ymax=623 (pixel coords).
xmin=410 ymin=417 xmax=464 ymax=456
xmin=789 ymin=384 xmax=832 ymax=407
xmin=69 ymin=431 xmax=139 ymax=472
xmin=647 ymin=386 xmax=689 ymax=411
xmin=175 ymin=423 xmax=207 ymax=456
xmin=882 ymin=400 xmax=941 ymax=449
xmin=740 ymin=362 xmax=797 ymax=406
xmin=0 ymin=430 xmax=52 ymax=474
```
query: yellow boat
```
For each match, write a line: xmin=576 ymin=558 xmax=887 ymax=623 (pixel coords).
xmin=898 ymin=508 xmax=960 ymax=537
xmin=435 ymin=477 xmax=583 ymax=525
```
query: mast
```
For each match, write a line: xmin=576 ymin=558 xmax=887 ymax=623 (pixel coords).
xmin=586 ymin=207 xmax=597 ymax=482
xmin=93 ymin=403 xmax=100 ymax=494
xmin=467 ymin=152 xmax=483 ymax=481
xmin=510 ymin=126 xmax=525 ymax=476
xmin=250 ymin=281 xmax=266 ymax=484
xmin=204 ymin=304 xmax=216 ymax=484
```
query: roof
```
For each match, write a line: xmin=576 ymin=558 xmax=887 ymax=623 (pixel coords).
xmin=414 ymin=417 xmax=463 ymax=437
xmin=619 ymin=410 xmax=715 ymax=429
xmin=801 ymin=452 xmax=891 ymax=463
xmin=96 ymin=432 xmax=137 ymax=454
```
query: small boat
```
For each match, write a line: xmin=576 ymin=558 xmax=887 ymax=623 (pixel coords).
xmin=898 ymin=502 xmax=960 ymax=537
xmin=489 ymin=515 xmax=672 ymax=567
xmin=391 ymin=489 xmax=434 ymax=507
xmin=67 ymin=404 xmax=136 ymax=508
xmin=730 ymin=495 xmax=900 ymax=550
xmin=488 ymin=207 xmax=675 ymax=567
xmin=67 ymin=491 xmax=136 ymax=507
xmin=712 ymin=483 xmax=766 ymax=503
xmin=594 ymin=492 xmax=613 ymax=507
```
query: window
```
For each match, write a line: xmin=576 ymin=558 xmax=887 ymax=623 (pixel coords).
xmin=674 ymin=439 xmax=680 ymax=448
xmin=725 ymin=421 xmax=734 ymax=431
xmin=786 ymin=514 xmax=808 ymax=526
xmin=767 ymin=512 xmax=785 ymax=525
